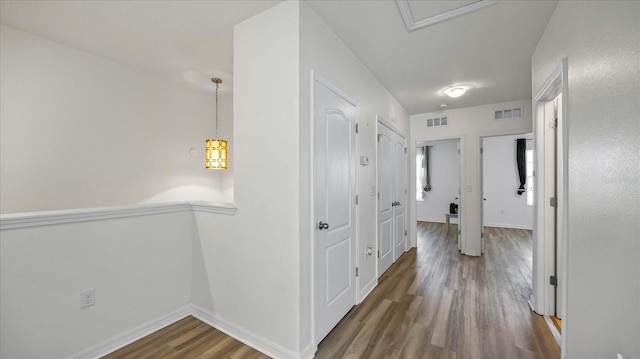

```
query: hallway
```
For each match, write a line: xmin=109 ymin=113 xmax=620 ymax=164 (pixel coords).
xmin=315 ymin=222 xmax=560 ymax=358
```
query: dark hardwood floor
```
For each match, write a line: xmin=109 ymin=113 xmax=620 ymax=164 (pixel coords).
xmin=103 ymin=222 xmax=559 ymax=359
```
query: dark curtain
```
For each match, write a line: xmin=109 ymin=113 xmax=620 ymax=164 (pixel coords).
xmin=423 ymin=146 xmax=432 ymax=192
xmin=516 ymin=138 xmax=526 ymax=195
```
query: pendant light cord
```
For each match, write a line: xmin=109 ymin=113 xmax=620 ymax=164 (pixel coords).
xmin=215 ymin=81 xmax=219 ymax=137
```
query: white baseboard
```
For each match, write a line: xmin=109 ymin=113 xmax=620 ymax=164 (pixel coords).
xmin=69 ymin=305 xmax=307 ymax=359
xmin=191 ymin=305 xmax=300 ymax=359
xmin=299 ymin=342 xmax=315 ymax=359
xmin=68 ymin=305 xmax=192 ymax=359
xmin=358 ymin=276 xmax=377 ymax=304
xmin=484 ymin=222 xmax=533 ymax=230
xmin=543 ymin=315 xmax=561 ymax=346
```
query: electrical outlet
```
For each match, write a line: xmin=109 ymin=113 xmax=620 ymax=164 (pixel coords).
xmin=80 ymin=288 xmax=96 ymax=309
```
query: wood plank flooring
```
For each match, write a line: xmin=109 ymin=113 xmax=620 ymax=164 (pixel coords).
xmin=314 ymin=222 xmax=559 ymax=359
xmin=103 ymin=222 xmax=559 ymax=359
xmin=101 ymin=316 xmax=269 ymax=359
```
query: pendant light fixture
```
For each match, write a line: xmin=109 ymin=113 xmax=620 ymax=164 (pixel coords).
xmin=205 ymin=78 xmax=228 ymax=169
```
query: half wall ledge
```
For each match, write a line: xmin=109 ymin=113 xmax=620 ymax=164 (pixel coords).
xmin=0 ymin=201 xmax=237 ymax=230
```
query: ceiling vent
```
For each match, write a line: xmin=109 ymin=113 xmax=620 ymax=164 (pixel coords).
xmin=494 ymin=107 xmax=523 ymax=120
xmin=426 ymin=116 xmax=448 ymax=127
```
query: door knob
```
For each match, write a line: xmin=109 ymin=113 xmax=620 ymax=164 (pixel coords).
xmin=318 ymin=221 xmax=330 ymax=230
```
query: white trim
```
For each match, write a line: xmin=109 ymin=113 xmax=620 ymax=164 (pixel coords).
xmin=396 ymin=0 xmax=497 ymax=32
xmin=68 ymin=304 xmax=307 ymax=359
xmin=190 ymin=201 xmax=237 ymax=215
xmin=0 ymin=202 xmax=236 ymax=230
xmin=309 ymin=69 xmax=317 ymax=354
xmin=359 ymin=275 xmax=378 ymax=304
xmin=192 ymin=305 xmax=300 ymax=359
xmin=299 ymin=343 xmax=315 ymax=359
xmin=67 ymin=305 xmax=192 ymax=359
xmin=543 ymin=315 xmax=562 ymax=346
xmin=483 ymin=223 xmax=534 ymax=230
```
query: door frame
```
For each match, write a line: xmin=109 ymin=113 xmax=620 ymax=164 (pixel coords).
xmin=412 ymin=136 xmax=463 ymax=251
xmin=479 ymin=132 xmax=534 ymax=254
xmin=309 ymin=70 xmax=359 ymax=350
xmin=531 ymin=58 xmax=568 ymax=344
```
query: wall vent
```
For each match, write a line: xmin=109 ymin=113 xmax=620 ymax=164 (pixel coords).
xmin=494 ymin=107 xmax=523 ymax=120
xmin=426 ymin=116 xmax=448 ymax=127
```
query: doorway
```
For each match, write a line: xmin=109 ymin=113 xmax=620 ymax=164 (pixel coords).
xmin=480 ymin=134 xmax=534 ymax=254
xmin=532 ymin=59 xmax=568 ymax=341
xmin=415 ymin=138 xmax=461 ymax=249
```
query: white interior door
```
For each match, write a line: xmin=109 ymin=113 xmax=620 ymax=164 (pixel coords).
xmin=393 ymin=139 xmax=406 ymax=261
xmin=377 ymin=122 xmax=406 ymax=276
xmin=377 ymin=128 xmax=393 ymax=277
xmin=313 ymin=78 xmax=357 ymax=344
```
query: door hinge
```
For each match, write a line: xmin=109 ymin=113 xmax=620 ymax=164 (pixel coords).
xmin=550 ymin=197 xmax=557 ymax=207
xmin=355 ymin=123 xmax=359 ymax=133
xmin=550 ymin=275 xmax=557 ymax=286
xmin=457 ymin=149 xmax=460 ymax=154
xmin=355 ymin=267 xmax=359 ymax=277
xmin=405 ymin=188 xmax=407 ymax=195
xmin=480 ymin=147 xmax=483 ymax=154
xmin=549 ymin=118 xmax=557 ymax=129
xmin=404 ymin=148 xmax=407 ymax=154
xmin=404 ymin=229 xmax=407 ymax=236
xmin=377 ymin=192 xmax=380 ymax=199
xmin=377 ymin=134 xmax=381 ymax=141
xmin=377 ymin=250 xmax=380 ymax=258
xmin=355 ymin=195 xmax=359 ymax=205
xmin=481 ymin=232 xmax=484 ymax=238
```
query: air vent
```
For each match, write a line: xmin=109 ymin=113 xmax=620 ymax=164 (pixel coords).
xmin=494 ymin=107 xmax=523 ymax=120
xmin=426 ymin=116 xmax=448 ymax=127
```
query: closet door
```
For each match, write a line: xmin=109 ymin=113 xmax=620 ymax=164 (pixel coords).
xmin=377 ymin=126 xmax=394 ymax=277
xmin=377 ymin=122 xmax=407 ymax=277
xmin=392 ymin=138 xmax=406 ymax=261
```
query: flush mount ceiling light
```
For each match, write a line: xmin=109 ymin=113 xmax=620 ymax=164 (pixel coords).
xmin=205 ymin=78 xmax=228 ymax=169
xmin=445 ymin=87 xmax=467 ymax=98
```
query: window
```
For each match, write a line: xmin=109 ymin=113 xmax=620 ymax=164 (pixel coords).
xmin=526 ymin=149 xmax=534 ymax=206
xmin=416 ymin=149 xmax=424 ymax=201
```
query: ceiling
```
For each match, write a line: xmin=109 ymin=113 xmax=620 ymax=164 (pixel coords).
xmin=0 ymin=0 xmax=557 ymax=114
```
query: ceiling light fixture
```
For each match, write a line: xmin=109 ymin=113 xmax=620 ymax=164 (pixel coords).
xmin=445 ymin=87 xmax=466 ymax=98
xmin=205 ymin=78 xmax=228 ymax=169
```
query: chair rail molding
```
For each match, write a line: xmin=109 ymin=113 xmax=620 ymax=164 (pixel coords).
xmin=0 ymin=202 xmax=237 ymax=230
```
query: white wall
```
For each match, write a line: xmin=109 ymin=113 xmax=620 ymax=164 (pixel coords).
xmin=416 ymin=139 xmax=459 ymax=223
xmin=482 ymin=134 xmax=533 ymax=229
xmin=0 ymin=24 xmax=233 ymax=214
xmin=192 ymin=1 xmax=302 ymax=356
xmin=410 ymin=100 xmax=532 ymax=256
xmin=532 ymin=1 xmax=640 ymax=358
xmin=0 ymin=211 xmax=194 ymax=358
xmin=299 ymin=2 xmax=410 ymax=351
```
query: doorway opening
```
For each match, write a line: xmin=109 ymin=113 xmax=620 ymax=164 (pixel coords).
xmin=480 ymin=133 xmax=534 ymax=254
xmin=531 ymin=59 xmax=568 ymax=348
xmin=415 ymin=138 xmax=461 ymax=251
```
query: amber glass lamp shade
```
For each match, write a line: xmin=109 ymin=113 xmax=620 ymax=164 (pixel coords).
xmin=205 ymin=138 xmax=228 ymax=169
